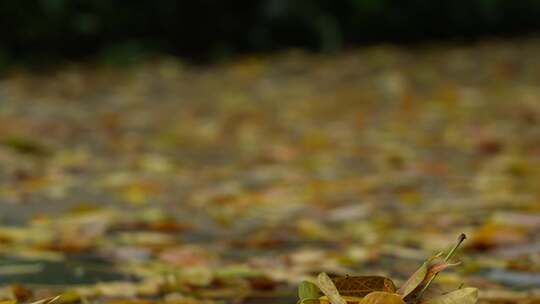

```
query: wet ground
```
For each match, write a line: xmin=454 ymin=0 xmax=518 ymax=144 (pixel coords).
xmin=0 ymin=38 xmax=540 ymax=303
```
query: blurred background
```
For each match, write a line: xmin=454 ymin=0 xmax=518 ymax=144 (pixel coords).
xmin=0 ymin=1 xmax=540 ymax=304
xmin=2 ymin=0 xmax=540 ymax=66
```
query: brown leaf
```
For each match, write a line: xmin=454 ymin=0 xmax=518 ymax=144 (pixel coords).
xmin=397 ymin=262 xmax=427 ymax=298
xmin=334 ymin=276 xmax=396 ymax=297
xmin=470 ymin=223 xmax=529 ymax=250
xmin=426 ymin=260 xmax=460 ymax=278
xmin=247 ymin=276 xmax=278 ymax=290
xmin=398 ymin=253 xmax=443 ymax=298
xmin=11 ymin=284 xmax=32 ymax=302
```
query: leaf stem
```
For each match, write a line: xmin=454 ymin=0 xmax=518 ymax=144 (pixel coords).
xmin=414 ymin=233 xmax=466 ymax=303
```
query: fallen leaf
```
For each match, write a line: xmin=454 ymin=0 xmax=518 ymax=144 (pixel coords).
xmin=398 ymin=253 xmax=443 ymax=298
xmin=30 ymin=296 xmax=61 ymax=304
xmin=317 ymin=273 xmax=346 ymax=304
xmin=11 ymin=284 xmax=32 ymax=302
xmin=333 ymin=276 xmax=396 ymax=297
xmin=423 ymin=287 xmax=478 ymax=304
xmin=397 ymin=262 xmax=427 ymax=298
xmin=158 ymin=246 xmax=213 ymax=267
xmin=426 ymin=260 xmax=460 ymax=278
xmin=470 ymin=223 xmax=529 ymax=250
xmin=360 ymin=291 xmax=405 ymax=304
xmin=299 ymin=280 xmax=320 ymax=302
xmin=247 ymin=276 xmax=278 ymax=290
xmin=1 ymin=136 xmax=49 ymax=156
xmin=108 ymin=300 xmax=154 ymax=304
xmin=319 ymin=295 xmax=364 ymax=304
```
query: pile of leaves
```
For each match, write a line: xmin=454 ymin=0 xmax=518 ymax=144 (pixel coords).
xmin=1 ymin=39 xmax=540 ymax=304
xmin=298 ymin=234 xmax=478 ymax=304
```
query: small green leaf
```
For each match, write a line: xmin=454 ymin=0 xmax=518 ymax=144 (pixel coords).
xmin=299 ymin=280 xmax=321 ymax=301
xmin=423 ymin=288 xmax=478 ymax=304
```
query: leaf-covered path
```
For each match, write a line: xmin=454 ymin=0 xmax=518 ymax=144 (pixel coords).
xmin=0 ymin=39 xmax=539 ymax=303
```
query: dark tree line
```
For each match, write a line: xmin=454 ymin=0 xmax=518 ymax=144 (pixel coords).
xmin=1 ymin=0 xmax=540 ymax=65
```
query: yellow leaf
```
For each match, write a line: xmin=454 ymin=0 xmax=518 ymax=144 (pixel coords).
xmin=317 ymin=273 xmax=347 ymax=304
xmin=360 ymin=292 xmax=405 ymax=304
xmin=423 ymin=288 xmax=478 ymax=304
xmin=30 ymin=296 xmax=61 ymax=304
xmin=320 ymin=295 xmax=364 ymax=304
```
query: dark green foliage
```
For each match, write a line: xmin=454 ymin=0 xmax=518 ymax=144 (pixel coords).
xmin=1 ymin=0 xmax=540 ymax=64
